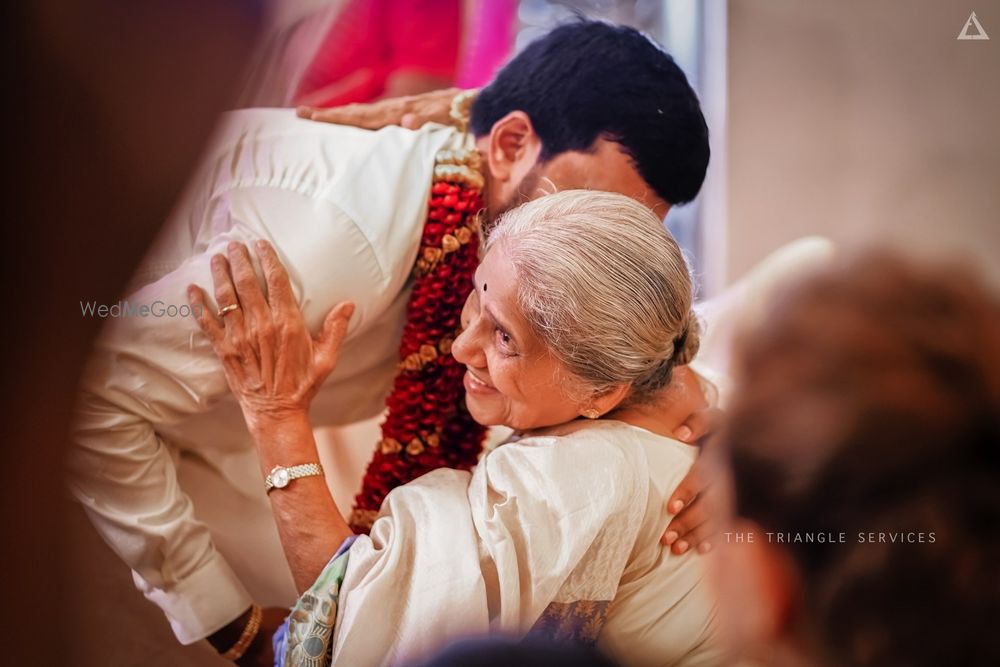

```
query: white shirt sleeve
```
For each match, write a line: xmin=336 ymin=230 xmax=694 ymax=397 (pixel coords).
xmin=71 ymin=248 xmax=252 ymax=644
xmin=69 ymin=110 xmax=460 ymax=644
xmin=70 ymin=183 xmax=388 ymax=644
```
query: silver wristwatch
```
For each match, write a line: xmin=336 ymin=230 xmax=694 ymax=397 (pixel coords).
xmin=264 ymin=463 xmax=324 ymax=493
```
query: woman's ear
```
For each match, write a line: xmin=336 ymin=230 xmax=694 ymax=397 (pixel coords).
xmin=485 ymin=111 xmax=542 ymax=185
xmin=589 ymin=383 xmax=632 ymax=417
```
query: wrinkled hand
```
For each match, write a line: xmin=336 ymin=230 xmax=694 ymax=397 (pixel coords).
xmin=296 ymin=87 xmax=461 ymax=130
xmin=187 ymin=240 xmax=354 ymax=432
xmin=661 ymin=366 xmax=722 ymax=555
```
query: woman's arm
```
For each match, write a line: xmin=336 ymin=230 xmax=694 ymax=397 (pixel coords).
xmin=187 ymin=240 xmax=354 ymax=592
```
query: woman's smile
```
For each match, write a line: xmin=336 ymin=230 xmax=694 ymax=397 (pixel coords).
xmin=463 ymin=369 xmax=498 ymax=396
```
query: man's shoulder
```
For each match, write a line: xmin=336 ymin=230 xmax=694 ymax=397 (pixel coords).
xmin=210 ymin=108 xmax=378 ymax=159
xmin=205 ymin=110 xmax=462 ymax=205
xmin=214 ymin=108 xmax=458 ymax=154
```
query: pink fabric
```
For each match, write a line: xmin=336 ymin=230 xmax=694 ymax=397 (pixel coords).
xmin=456 ymin=0 xmax=517 ymax=88
xmin=295 ymin=0 xmax=462 ymax=107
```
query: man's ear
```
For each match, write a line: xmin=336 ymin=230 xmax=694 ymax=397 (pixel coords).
xmin=485 ymin=111 xmax=542 ymax=184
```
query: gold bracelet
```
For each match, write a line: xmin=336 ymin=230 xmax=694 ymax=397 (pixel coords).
xmin=449 ymin=89 xmax=479 ymax=133
xmin=221 ymin=603 xmax=262 ymax=661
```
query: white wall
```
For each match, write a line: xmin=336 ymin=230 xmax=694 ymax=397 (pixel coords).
xmin=726 ymin=0 xmax=1000 ymax=285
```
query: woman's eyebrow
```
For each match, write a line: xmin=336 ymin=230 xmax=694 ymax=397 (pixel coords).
xmin=483 ymin=305 xmax=518 ymax=344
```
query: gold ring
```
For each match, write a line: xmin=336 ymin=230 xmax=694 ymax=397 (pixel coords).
xmin=217 ymin=303 xmax=240 ymax=317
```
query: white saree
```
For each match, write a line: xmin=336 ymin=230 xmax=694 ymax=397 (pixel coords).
xmin=279 ymin=420 xmax=724 ymax=667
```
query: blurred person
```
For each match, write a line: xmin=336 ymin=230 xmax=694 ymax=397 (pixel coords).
xmin=70 ymin=21 xmax=715 ymax=664
xmin=713 ymin=251 xmax=1000 ymax=666
xmin=454 ymin=0 xmax=519 ymax=88
xmin=190 ymin=192 xmax=726 ymax=666
xmin=405 ymin=635 xmax=622 ymax=667
xmin=293 ymin=0 xmax=462 ymax=108
xmin=2 ymin=1 xmax=259 ymax=665
xmin=241 ymin=0 xmax=516 ymax=109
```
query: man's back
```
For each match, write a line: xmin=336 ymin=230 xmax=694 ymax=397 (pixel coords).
xmin=71 ymin=108 xmax=463 ymax=643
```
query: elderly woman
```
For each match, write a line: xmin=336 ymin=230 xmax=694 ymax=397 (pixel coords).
xmin=188 ymin=191 xmax=725 ymax=667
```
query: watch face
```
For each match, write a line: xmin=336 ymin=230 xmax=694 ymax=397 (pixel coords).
xmin=272 ymin=467 xmax=290 ymax=488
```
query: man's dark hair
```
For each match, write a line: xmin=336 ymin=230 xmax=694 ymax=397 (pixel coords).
xmin=470 ymin=20 xmax=709 ymax=206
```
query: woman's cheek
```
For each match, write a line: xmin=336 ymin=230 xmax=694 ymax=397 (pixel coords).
xmin=492 ymin=356 xmax=523 ymax=400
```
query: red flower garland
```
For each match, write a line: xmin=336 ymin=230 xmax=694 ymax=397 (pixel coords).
xmin=349 ymin=160 xmax=487 ymax=532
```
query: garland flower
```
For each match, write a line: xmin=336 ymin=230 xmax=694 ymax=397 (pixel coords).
xmin=349 ymin=146 xmax=487 ymax=532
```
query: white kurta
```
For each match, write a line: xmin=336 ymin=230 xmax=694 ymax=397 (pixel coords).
xmin=327 ymin=420 xmax=724 ymax=667
xmin=70 ymin=109 xmax=465 ymax=643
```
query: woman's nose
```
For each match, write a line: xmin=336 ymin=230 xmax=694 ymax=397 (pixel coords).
xmin=452 ymin=324 xmax=486 ymax=369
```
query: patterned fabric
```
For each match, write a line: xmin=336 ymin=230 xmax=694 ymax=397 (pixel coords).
xmin=275 ymin=537 xmax=356 ymax=667
xmin=530 ymin=600 xmax=612 ymax=644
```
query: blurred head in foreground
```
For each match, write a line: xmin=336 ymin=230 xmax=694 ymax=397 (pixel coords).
xmin=407 ymin=636 xmax=620 ymax=667
xmin=715 ymin=251 xmax=1000 ymax=666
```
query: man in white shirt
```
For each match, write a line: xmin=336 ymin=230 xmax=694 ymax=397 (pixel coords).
xmin=71 ymin=20 xmax=712 ymax=659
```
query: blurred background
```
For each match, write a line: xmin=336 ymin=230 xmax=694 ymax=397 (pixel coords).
xmin=4 ymin=0 xmax=996 ymax=664
xmin=231 ymin=0 xmax=1000 ymax=296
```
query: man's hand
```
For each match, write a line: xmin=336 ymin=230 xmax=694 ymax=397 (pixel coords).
xmin=662 ymin=456 xmax=717 ymax=555
xmin=660 ymin=366 xmax=722 ymax=555
xmin=296 ymin=87 xmax=462 ymax=130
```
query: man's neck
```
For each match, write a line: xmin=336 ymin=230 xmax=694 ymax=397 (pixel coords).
xmin=610 ymin=400 xmax=689 ymax=441
xmin=609 ymin=370 xmax=706 ymax=442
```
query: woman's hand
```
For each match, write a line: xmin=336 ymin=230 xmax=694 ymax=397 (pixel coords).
xmin=187 ymin=240 xmax=354 ymax=434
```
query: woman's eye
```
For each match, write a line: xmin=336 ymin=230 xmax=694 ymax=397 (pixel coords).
xmin=495 ymin=328 xmax=515 ymax=352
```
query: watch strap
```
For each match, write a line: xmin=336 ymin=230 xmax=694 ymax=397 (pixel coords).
xmin=265 ymin=462 xmax=324 ymax=493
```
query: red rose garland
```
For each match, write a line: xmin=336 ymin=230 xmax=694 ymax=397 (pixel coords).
xmin=349 ymin=149 xmax=488 ymax=532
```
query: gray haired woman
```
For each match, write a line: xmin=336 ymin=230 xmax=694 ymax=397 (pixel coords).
xmin=189 ymin=190 xmax=725 ymax=667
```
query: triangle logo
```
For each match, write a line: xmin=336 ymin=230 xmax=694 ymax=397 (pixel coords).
xmin=958 ymin=11 xmax=990 ymax=40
